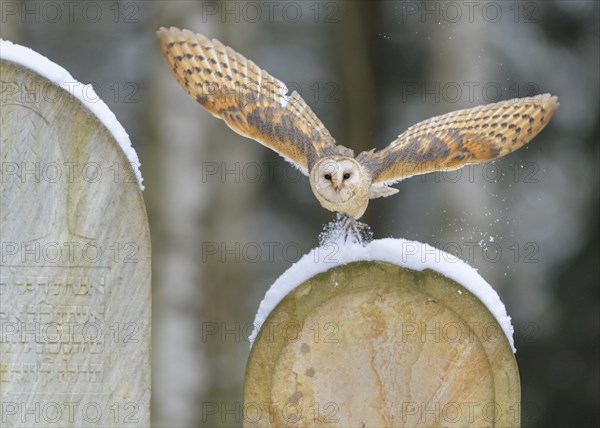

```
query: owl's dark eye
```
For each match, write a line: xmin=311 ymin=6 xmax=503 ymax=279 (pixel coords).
xmin=324 ymin=174 xmax=332 ymax=181
xmin=343 ymin=173 xmax=351 ymax=180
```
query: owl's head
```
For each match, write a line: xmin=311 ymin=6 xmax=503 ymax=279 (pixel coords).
xmin=309 ymin=157 xmax=370 ymax=218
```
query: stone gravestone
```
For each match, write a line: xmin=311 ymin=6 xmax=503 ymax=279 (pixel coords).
xmin=0 ymin=41 xmax=150 ymax=427
xmin=245 ymin=240 xmax=520 ymax=427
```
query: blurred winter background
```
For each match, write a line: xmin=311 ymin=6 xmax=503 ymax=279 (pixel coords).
xmin=1 ymin=0 xmax=598 ymax=426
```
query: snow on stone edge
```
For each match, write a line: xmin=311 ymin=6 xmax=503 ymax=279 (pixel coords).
xmin=0 ymin=38 xmax=144 ymax=190
xmin=250 ymin=238 xmax=516 ymax=353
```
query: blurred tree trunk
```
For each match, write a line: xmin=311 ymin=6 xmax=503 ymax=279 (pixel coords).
xmin=336 ymin=1 xmax=377 ymax=226
xmin=151 ymin=7 xmax=216 ymax=426
xmin=192 ymin=20 xmax=266 ymax=428
xmin=152 ymin=12 xmax=266 ymax=426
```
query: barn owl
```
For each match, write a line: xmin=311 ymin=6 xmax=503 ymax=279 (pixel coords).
xmin=157 ymin=27 xmax=559 ymax=220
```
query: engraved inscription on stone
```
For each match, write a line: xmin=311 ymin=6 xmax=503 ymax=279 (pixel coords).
xmin=1 ymin=57 xmax=150 ymax=427
xmin=1 ymin=266 xmax=110 ymax=391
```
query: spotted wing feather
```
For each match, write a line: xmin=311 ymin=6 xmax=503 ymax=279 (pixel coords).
xmin=359 ymin=94 xmax=559 ymax=185
xmin=157 ymin=27 xmax=337 ymax=174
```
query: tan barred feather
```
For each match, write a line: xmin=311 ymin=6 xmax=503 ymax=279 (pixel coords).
xmin=360 ymin=94 xmax=559 ymax=186
xmin=156 ymin=26 xmax=339 ymax=174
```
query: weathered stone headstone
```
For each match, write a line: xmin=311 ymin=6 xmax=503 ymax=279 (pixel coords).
xmin=0 ymin=41 xmax=150 ymax=427
xmin=245 ymin=246 xmax=519 ymax=427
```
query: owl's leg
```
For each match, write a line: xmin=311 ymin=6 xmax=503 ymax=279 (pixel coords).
xmin=341 ymin=214 xmax=372 ymax=246
xmin=319 ymin=213 xmax=373 ymax=246
xmin=340 ymin=214 xmax=359 ymax=243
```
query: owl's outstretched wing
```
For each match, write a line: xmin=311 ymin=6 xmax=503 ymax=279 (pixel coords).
xmin=358 ymin=94 xmax=559 ymax=186
xmin=157 ymin=27 xmax=338 ymax=175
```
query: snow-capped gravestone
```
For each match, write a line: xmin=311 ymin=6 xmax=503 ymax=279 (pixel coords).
xmin=245 ymin=238 xmax=519 ymax=427
xmin=0 ymin=40 xmax=150 ymax=427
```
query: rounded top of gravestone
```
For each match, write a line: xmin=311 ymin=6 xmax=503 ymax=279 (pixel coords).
xmin=0 ymin=38 xmax=144 ymax=190
xmin=250 ymin=238 xmax=515 ymax=352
